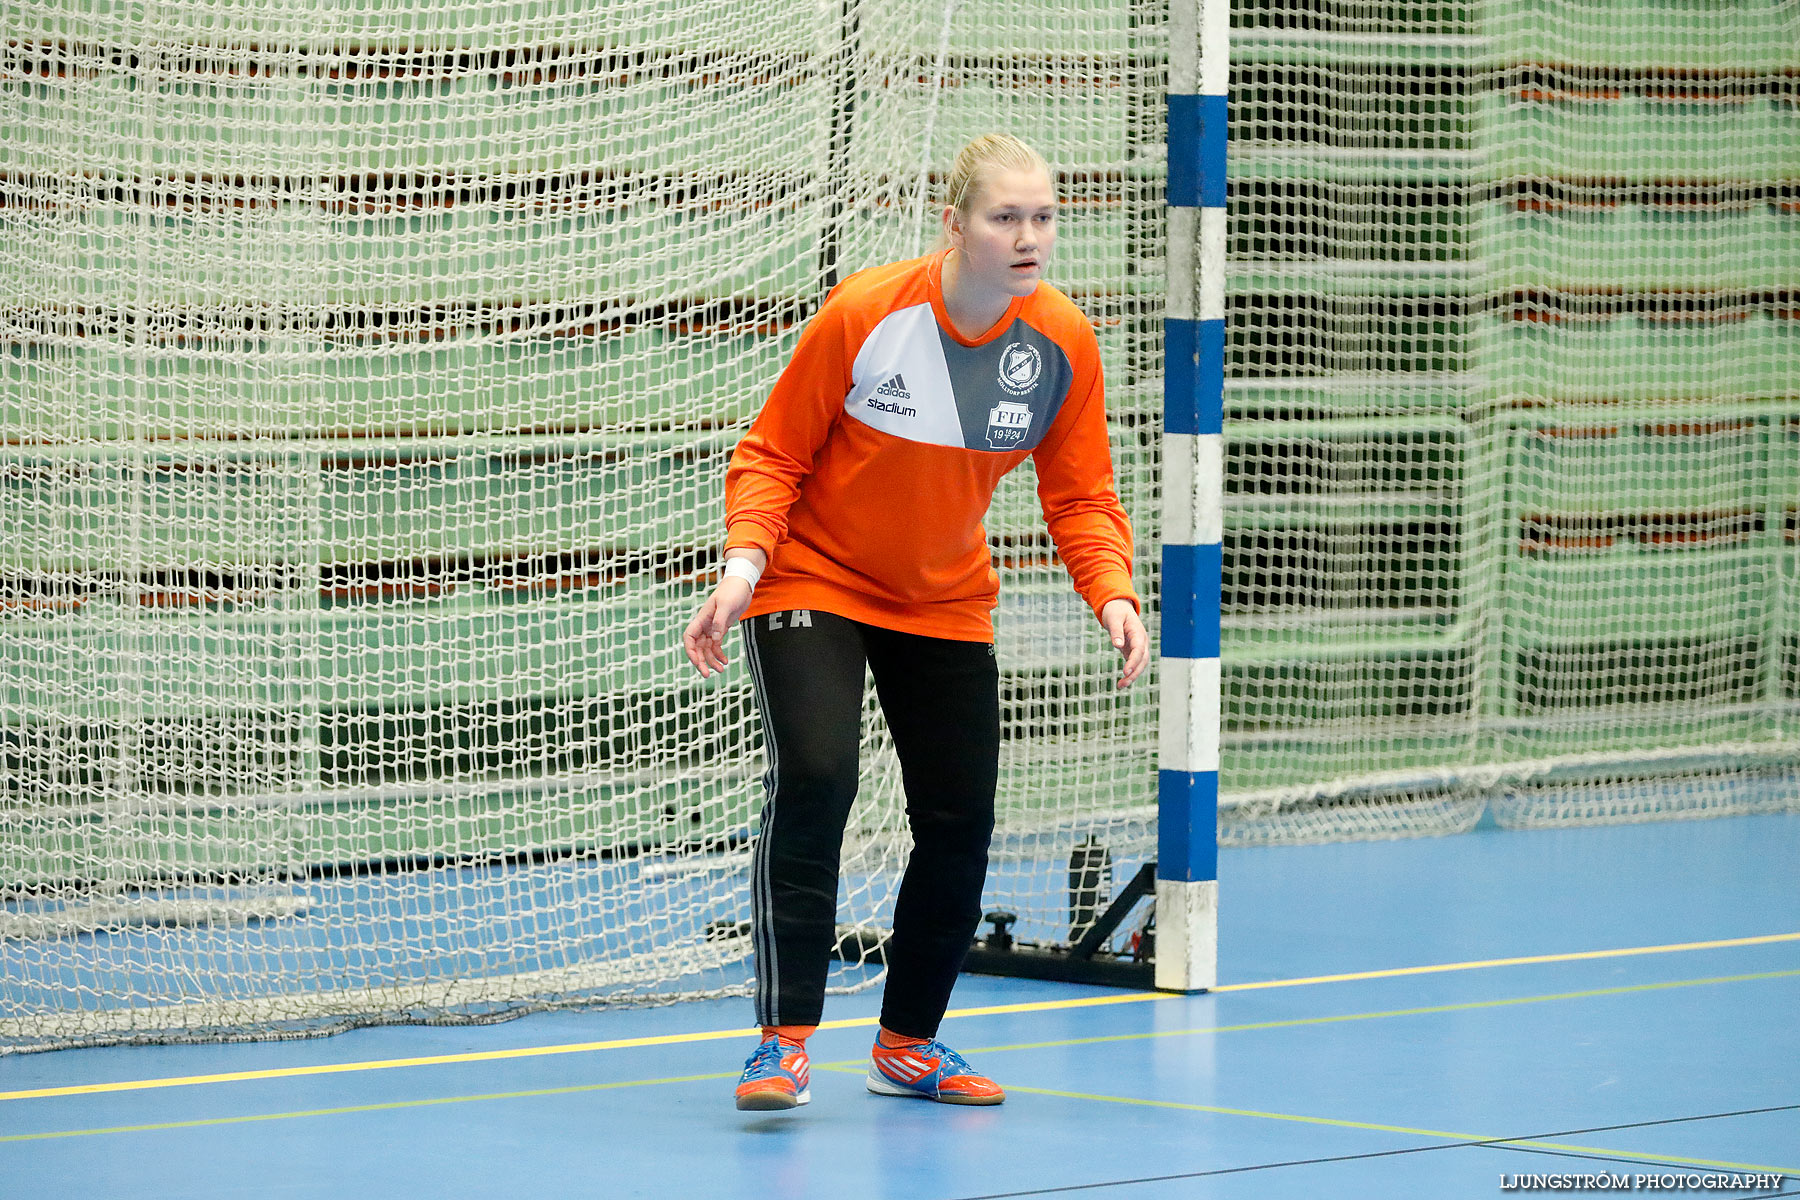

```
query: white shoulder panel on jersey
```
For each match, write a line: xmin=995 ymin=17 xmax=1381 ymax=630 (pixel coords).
xmin=844 ymin=303 xmax=965 ymax=448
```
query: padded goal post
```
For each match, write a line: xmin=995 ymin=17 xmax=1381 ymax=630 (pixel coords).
xmin=1153 ymin=0 xmax=1225 ymax=994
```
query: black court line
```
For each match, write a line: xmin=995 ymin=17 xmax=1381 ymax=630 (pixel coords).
xmin=941 ymin=1104 xmax=1800 ymax=1200
xmin=1491 ymin=1143 xmax=1748 ymax=1170
xmin=1509 ymin=1103 xmax=1800 ymax=1142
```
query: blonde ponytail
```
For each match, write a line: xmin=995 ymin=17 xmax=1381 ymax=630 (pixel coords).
xmin=933 ymin=134 xmax=1054 ymax=251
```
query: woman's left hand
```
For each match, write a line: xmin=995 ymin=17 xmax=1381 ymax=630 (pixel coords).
xmin=1100 ymin=598 xmax=1150 ymax=689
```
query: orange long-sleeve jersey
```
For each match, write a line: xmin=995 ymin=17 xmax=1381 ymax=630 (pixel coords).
xmin=724 ymin=249 xmax=1139 ymax=643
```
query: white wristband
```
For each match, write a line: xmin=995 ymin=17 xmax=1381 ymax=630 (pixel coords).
xmin=722 ymin=557 xmax=763 ymax=592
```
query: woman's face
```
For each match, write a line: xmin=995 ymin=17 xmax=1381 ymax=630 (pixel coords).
xmin=946 ymin=167 xmax=1058 ymax=299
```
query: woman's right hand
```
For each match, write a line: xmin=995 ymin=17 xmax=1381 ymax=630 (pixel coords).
xmin=682 ymin=551 xmax=765 ymax=677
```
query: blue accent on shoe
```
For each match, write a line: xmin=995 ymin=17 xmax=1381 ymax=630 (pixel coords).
xmin=735 ymin=1035 xmax=810 ymax=1111
xmin=867 ymin=1037 xmax=1005 ymax=1106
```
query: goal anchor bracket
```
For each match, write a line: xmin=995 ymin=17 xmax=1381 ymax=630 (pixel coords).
xmin=957 ymin=861 xmax=1160 ymax=989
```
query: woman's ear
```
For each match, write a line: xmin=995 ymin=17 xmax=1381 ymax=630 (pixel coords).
xmin=941 ymin=204 xmax=961 ymax=248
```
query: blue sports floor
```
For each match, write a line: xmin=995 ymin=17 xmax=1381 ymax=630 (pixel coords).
xmin=3 ymin=812 xmax=1797 ymax=1199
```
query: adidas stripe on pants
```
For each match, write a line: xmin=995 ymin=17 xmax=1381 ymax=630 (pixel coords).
xmin=740 ymin=609 xmax=999 ymax=1039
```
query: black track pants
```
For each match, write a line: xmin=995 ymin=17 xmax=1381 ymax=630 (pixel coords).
xmin=740 ymin=609 xmax=999 ymax=1039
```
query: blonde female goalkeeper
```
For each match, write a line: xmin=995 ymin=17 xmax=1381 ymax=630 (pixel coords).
xmin=681 ymin=134 xmax=1148 ymax=1112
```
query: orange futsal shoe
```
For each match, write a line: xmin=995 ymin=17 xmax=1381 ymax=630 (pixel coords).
xmin=867 ymin=1036 xmax=1005 ymax=1105
xmin=734 ymin=1034 xmax=811 ymax=1111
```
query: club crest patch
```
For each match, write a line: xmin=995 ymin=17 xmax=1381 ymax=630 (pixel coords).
xmin=986 ymin=399 xmax=1034 ymax=449
xmin=997 ymin=342 xmax=1043 ymax=396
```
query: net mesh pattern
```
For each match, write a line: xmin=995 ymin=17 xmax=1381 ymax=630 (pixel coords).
xmin=1218 ymin=0 xmax=1800 ymax=842
xmin=5 ymin=0 xmax=1799 ymax=1051
xmin=1 ymin=0 xmax=1164 ymax=1050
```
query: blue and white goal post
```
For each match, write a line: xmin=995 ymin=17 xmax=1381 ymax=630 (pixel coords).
xmin=1155 ymin=0 xmax=1225 ymax=993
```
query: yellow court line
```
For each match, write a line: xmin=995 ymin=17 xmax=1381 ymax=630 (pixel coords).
xmin=0 ymin=1001 xmax=1165 ymax=1103
xmin=0 ymin=1023 xmax=814 ymax=1103
xmin=6 ymin=971 xmax=1799 ymax=1148
xmin=803 ymin=969 xmax=1800 ymax=1064
xmin=1208 ymin=931 xmax=1800 ymax=993
xmin=0 ymin=1071 xmax=737 ymax=1144
xmin=1004 ymin=1086 xmax=1800 ymax=1180
xmin=7 ymin=1055 xmax=1798 ymax=1178
xmin=4 ymin=930 xmax=1795 ymax=1103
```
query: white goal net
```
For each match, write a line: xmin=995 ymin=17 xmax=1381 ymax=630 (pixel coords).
xmin=1 ymin=0 xmax=1165 ymax=1050
xmin=1219 ymin=0 xmax=1799 ymax=842
xmin=5 ymin=0 xmax=1796 ymax=1053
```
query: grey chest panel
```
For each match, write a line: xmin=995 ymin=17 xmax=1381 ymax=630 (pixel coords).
xmin=938 ymin=319 xmax=1075 ymax=454
xmin=844 ymin=304 xmax=1077 ymax=454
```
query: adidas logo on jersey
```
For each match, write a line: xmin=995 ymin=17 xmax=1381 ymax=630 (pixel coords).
xmin=874 ymin=373 xmax=912 ymax=401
